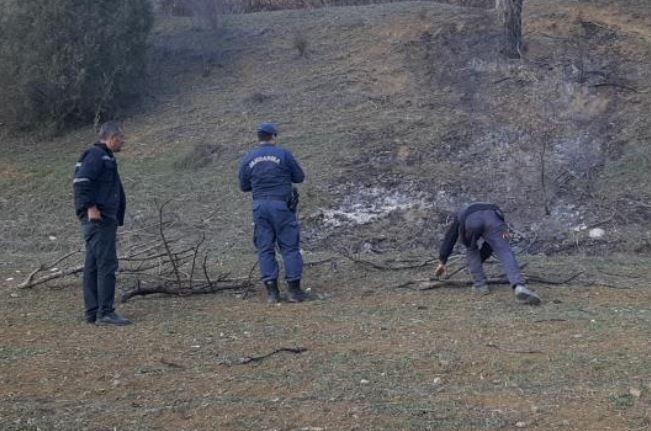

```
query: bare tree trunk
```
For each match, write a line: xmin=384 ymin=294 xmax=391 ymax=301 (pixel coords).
xmin=496 ymin=0 xmax=525 ymax=58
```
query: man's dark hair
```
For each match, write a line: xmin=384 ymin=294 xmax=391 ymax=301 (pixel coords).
xmin=257 ymin=132 xmax=274 ymax=142
xmin=99 ymin=121 xmax=123 ymax=140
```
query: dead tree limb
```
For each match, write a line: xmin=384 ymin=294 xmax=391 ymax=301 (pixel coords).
xmin=158 ymin=199 xmax=184 ymax=289
xmin=396 ymin=271 xmax=582 ymax=291
xmin=590 ymin=82 xmax=638 ymax=92
xmin=18 ymin=264 xmax=85 ymax=289
xmin=339 ymin=249 xmax=437 ymax=271
xmin=18 ymin=204 xmax=248 ymax=296
xmin=17 ymin=250 xmax=82 ymax=289
xmin=189 ymin=235 xmax=206 ymax=289
xmin=202 ymin=255 xmax=214 ymax=288
xmin=120 ymin=279 xmax=250 ymax=303
xmin=526 ymin=272 xmax=582 ymax=285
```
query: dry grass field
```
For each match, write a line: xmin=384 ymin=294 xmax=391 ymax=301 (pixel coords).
xmin=1 ymin=1 xmax=650 ymax=429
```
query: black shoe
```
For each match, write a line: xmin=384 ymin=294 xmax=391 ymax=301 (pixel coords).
xmin=265 ymin=280 xmax=280 ymax=304
xmin=287 ymin=280 xmax=308 ymax=303
xmin=95 ymin=312 xmax=132 ymax=326
xmin=84 ymin=316 xmax=96 ymax=324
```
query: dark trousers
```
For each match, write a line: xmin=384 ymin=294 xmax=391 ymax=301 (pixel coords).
xmin=82 ymin=219 xmax=118 ymax=320
xmin=464 ymin=210 xmax=525 ymax=288
xmin=252 ymin=200 xmax=303 ymax=282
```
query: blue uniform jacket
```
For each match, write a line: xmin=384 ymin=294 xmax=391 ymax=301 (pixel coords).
xmin=73 ymin=142 xmax=126 ymax=225
xmin=238 ymin=143 xmax=305 ymax=201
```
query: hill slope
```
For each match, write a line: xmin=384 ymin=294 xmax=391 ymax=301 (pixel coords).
xmin=1 ymin=0 xmax=650 ymax=272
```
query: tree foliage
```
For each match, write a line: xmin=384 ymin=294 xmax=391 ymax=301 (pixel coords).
xmin=0 ymin=0 xmax=154 ymax=132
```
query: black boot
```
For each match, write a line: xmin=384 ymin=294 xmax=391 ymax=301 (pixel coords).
xmin=95 ymin=311 xmax=132 ymax=326
xmin=264 ymin=280 xmax=280 ymax=304
xmin=287 ymin=280 xmax=308 ymax=303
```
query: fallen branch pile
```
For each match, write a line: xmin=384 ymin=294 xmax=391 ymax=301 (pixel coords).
xmin=18 ymin=200 xmax=253 ymax=301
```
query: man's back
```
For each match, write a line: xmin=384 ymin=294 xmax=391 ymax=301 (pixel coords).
xmin=239 ymin=144 xmax=304 ymax=201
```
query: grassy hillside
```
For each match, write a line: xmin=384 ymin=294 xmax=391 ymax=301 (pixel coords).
xmin=2 ymin=0 xmax=650 ymax=275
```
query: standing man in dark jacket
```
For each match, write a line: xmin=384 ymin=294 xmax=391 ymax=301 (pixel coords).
xmin=239 ymin=122 xmax=308 ymax=303
xmin=73 ymin=121 xmax=131 ymax=325
xmin=435 ymin=203 xmax=542 ymax=305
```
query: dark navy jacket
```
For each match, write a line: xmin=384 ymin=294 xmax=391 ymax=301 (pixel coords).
xmin=238 ymin=143 xmax=305 ymax=201
xmin=439 ymin=203 xmax=504 ymax=264
xmin=73 ymin=142 xmax=126 ymax=225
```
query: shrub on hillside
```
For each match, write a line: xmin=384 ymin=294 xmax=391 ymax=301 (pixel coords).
xmin=0 ymin=0 xmax=154 ymax=132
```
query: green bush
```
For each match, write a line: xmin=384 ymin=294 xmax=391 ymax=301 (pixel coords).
xmin=0 ymin=0 xmax=154 ymax=132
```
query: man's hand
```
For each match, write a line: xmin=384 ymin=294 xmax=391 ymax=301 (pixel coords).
xmin=87 ymin=206 xmax=102 ymax=222
xmin=435 ymin=262 xmax=447 ymax=278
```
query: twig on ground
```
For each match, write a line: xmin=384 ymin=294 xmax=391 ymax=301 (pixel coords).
xmin=493 ymin=76 xmax=513 ymax=85
xmin=534 ymin=318 xmax=567 ymax=323
xmin=486 ymin=342 xmax=544 ymax=354
xmin=591 ymin=82 xmax=638 ymax=92
xmin=443 ymin=264 xmax=467 ymax=279
xmin=596 ymin=268 xmax=641 ymax=279
xmin=160 ymin=357 xmax=185 ymax=368
xmin=586 ymin=281 xmax=632 ymax=289
xmin=236 ymin=347 xmax=307 ymax=365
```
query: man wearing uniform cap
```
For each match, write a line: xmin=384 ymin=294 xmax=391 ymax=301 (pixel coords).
xmin=238 ymin=122 xmax=308 ymax=303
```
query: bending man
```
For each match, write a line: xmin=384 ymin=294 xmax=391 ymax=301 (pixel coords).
xmin=435 ymin=203 xmax=542 ymax=305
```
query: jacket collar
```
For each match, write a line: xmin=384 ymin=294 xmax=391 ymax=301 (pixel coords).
xmin=94 ymin=142 xmax=114 ymax=156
